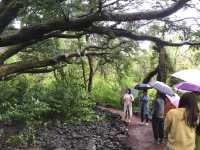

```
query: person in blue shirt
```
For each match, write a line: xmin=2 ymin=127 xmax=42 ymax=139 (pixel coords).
xmin=140 ymin=90 xmax=149 ymax=125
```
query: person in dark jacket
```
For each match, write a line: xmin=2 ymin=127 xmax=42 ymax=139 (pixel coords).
xmin=152 ymin=91 xmax=165 ymax=144
xmin=140 ymin=90 xmax=149 ymax=125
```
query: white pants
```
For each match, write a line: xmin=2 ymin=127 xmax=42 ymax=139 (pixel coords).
xmin=124 ymin=103 xmax=132 ymax=118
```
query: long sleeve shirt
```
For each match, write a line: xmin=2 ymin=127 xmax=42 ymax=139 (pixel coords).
xmin=164 ymin=108 xmax=196 ymax=150
xmin=123 ymin=94 xmax=134 ymax=105
xmin=153 ymin=97 xmax=165 ymax=118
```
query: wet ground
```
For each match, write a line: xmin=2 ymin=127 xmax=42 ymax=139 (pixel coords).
xmin=101 ymin=107 xmax=165 ymax=150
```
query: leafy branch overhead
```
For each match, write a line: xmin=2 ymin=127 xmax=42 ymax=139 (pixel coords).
xmin=0 ymin=0 xmax=199 ymax=79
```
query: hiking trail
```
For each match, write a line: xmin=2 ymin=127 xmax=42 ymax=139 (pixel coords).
xmin=100 ymin=107 xmax=165 ymax=150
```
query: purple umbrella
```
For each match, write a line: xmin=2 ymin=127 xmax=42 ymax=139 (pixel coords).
xmin=175 ymin=82 xmax=200 ymax=92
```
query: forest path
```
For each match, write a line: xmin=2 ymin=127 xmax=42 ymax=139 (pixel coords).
xmin=99 ymin=107 xmax=165 ymax=150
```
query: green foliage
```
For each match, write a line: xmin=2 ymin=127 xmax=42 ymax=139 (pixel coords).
xmin=0 ymin=64 xmax=99 ymax=125
xmin=41 ymin=79 xmax=86 ymax=121
xmin=6 ymin=122 xmax=36 ymax=146
xmin=92 ymin=75 xmax=121 ymax=108
xmin=0 ymin=65 xmax=100 ymax=146
xmin=0 ymin=76 xmax=49 ymax=123
xmin=19 ymin=39 xmax=60 ymax=60
xmin=91 ymin=44 xmax=159 ymax=109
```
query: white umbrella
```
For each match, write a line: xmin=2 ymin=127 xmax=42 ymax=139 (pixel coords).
xmin=171 ymin=69 xmax=200 ymax=84
xmin=150 ymin=81 xmax=174 ymax=96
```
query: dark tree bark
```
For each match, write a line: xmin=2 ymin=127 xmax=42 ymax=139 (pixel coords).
xmin=78 ymin=39 xmax=87 ymax=90
xmin=0 ymin=1 xmax=24 ymax=33
xmin=100 ymin=0 xmax=190 ymax=21
xmin=87 ymin=56 xmax=95 ymax=93
xmin=85 ymin=26 xmax=200 ymax=47
xmin=157 ymin=45 xmax=168 ymax=82
xmin=0 ymin=51 xmax=109 ymax=80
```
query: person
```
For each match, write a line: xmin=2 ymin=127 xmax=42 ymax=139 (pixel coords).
xmin=152 ymin=91 xmax=165 ymax=144
xmin=164 ymin=92 xmax=199 ymax=150
xmin=140 ymin=90 xmax=149 ymax=125
xmin=123 ymin=88 xmax=134 ymax=123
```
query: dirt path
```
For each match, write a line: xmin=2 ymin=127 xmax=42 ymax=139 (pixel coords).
xmin=100 ymin=107 xmax=165 ymax=150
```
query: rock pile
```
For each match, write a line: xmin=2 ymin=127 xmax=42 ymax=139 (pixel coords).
xmin=3 ymin=106 xmax=132 ymax=150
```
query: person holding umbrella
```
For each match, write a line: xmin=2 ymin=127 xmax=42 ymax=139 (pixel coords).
xmin=140 ymin=90 xmax=149 ymax=125
xmin=149 ymin=81 xmax=175 ymax=144
xmin=134 ymin=83 xmax=151 ymax=125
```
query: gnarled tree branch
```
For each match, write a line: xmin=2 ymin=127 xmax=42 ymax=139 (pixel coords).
xmin=0 ymin=1 xmax=24 ymax=33
xmin=0 ymin=30 xmax=64 ymax=63
xmin=0 ymin=51 xmax=110 ymax=80
xmin=84 ymin=26 xmax=200 ymax=47
xmin=0 ymin=13 xmax=97 ymax=47
xmin=0 ymin=0 xmax=190 ymax=47
xmin=100 ymin=0 xmax=190 ymax=21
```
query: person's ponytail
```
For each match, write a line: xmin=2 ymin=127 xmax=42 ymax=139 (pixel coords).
xmin=179 ymin=92 xmax=199 ymax=128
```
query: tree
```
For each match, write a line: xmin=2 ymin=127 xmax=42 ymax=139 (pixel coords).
xmin=0 ymin=0 xmax=200 ymax=81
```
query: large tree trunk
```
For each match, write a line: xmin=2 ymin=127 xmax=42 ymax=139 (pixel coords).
xmin=78 ymin=39 xmax=87 ymax=90
xmin=81 ymin=60 xmax=87 ymax=90
xmin=157 ymin=45 xmax=168 ymax=82
xmin=87 ymin=56 xmax=95 ymax=93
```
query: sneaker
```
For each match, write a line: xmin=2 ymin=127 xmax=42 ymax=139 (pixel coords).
xmin=153 ymin=139 xmax=159 ymax=144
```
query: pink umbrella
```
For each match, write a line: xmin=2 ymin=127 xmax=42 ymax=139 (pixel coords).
xmin=166 ymin=94 xmax=180 ymax=108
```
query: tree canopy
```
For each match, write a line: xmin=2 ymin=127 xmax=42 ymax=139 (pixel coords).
xmin=0 ymin=0 xmax=200 ymax=80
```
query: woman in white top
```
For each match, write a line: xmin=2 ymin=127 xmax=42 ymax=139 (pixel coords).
xmin=123 ymin=88 xmax=134 ymax=123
